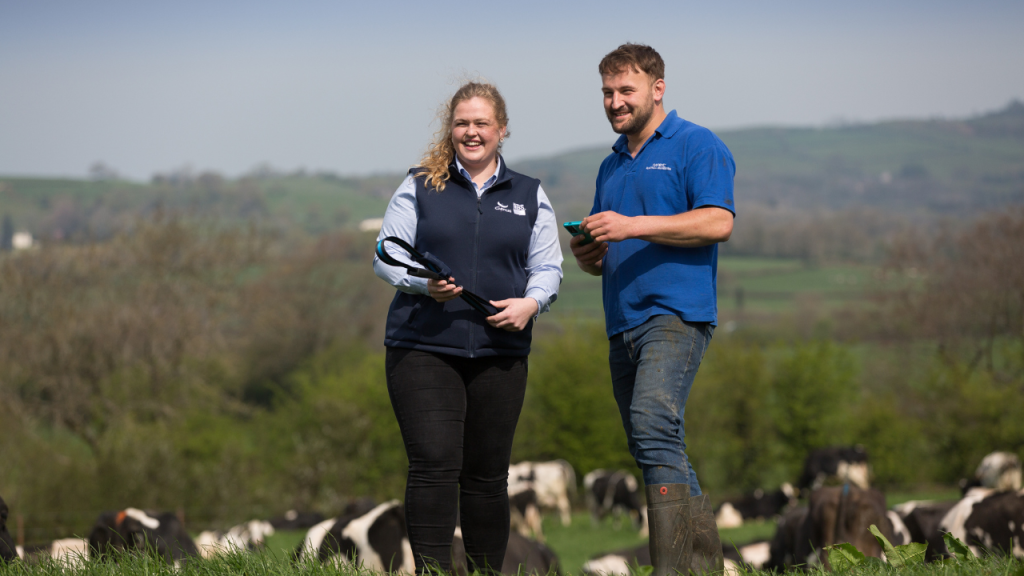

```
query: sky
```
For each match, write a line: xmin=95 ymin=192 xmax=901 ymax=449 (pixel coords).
xmin=1 ymin=0 xmax=1022 ymax=180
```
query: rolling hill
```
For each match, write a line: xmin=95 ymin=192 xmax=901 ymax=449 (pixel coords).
xmin=2 ymin=101 xmax=1021 ymax=247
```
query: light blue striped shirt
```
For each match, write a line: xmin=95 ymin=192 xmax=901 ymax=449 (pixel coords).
xmin=373 ymin=158 xmax=563 ymax=316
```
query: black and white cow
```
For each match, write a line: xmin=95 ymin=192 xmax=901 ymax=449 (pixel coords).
xmin=581 ymin=541 xmax=770 ymax=575
xmin=508 ymin=487 xmax=544 ymax=542
xmin=451 ymin=526 xmax=560 ymax=575
xmin=722 ymin=540 xmax=772 ymax=574
xmin=936 ymin=487 xmax=1024 ymax=559
xmin=890 ymin=500 xmax=956 ymax=560
xmin=89 ymin=508 xmax=199 ymax=564
xmin=961 ymin=452 xmax=1023 ymax=494
xmin=714 ymin=483 xmax=797 ymax=528
xmin=579 ymin=543 xmax=649 ymax=575
xmin=295 ymin=500 xmax=414 ymax=573
xmin=583 ymin=470 xmax=646 ymax=536
xmin=763 ymin=506 xmax=808 ymax=571
xmin=961 ymin=489 xmax=1024 ymax=558
xmin=508 ymin=461 xmax=576 ymax=526
xmin=195 ymin=520 xmax=275 ymax=558
xmin=19 ymin=539 xmax=91 ymax=567
xmin=0 ymin=495 xmax=17 ymax=563
xmin=797 ymin=446 xmax=870 ymax=491
xmin=270 ymin=510 xmax=327 ymax=531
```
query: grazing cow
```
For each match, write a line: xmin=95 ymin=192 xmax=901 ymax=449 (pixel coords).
xmin=579 ymin=543 xmax=649 ymax=576
xmin=508 ymin=487 xmax=544 ymax=542
xmin=295 ymin=500 xmax=414 ymax=573
xmin=974 ymin=452 xmax=1022 ymax=492
xmin=715 ymin=483 xmax=797 ymax=528
xmin=19 ymin=538 xmax=91 ymax=567
xmin=583 ymin=470 xmax=647 ymax=535
xmin=508 ymin=461 xmax=576 ymax=526
xmin=890 ymin=500 xmax=956 ymax=560
xmin=765 ymin=487 xmax=892 ymax=570
xmin=1 ymin=496 xmax=17 ymax=563
xmin=934 ymin=487 xmax=994 ymax=558
xmin=885 ymin=510 xmax=911 ymax=545
xmin=451 ymin=527 xmax=560 ymax=575
xmin=195 ymin=520 xmax=275 ymax=558
xmin=961 ymin=489 xmax=1024 ymax=558
xmin=722 ymin=541 xmax=771 ymax=574
xmin=798 ymin=446 xmax=870 ymax=491
xmin=763 ymin=506 xmax=808 ymax=571
xmin=800 ymin=486 xmax=893 ymax=568
xmin=936 ymin=487 xmax=1024 ymax=559
xmin=270 ymin=510 xmax=327 ymax=530
xmin=89 ymin=508 xmax=199 ymax=564
xmin=581 ymin=541 xmax=769 ymax=575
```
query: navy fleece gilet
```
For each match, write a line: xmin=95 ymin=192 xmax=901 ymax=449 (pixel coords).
xmin=384 ymin=161 xmax=540 ymax=358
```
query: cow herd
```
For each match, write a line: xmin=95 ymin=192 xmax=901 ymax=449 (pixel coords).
xmin=2 ymin=449 xmax=1023 ymax=574
xmin=0 ymin=496 xmax=559 ymax=574
xmin=582 ymin=448 xmax=1024 ymax=573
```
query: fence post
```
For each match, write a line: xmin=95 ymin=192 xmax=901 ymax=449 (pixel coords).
xmin=16 ymin=514 xmax=24 ymax=547
xmin=176 ymin=506 xmax=185 ymax=526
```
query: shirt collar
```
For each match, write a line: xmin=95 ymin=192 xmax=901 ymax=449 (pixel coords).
xmin=455 ymin=156 xmax=502 ymax=192
xmin=612 ymin=109 xmax=685 ymax=154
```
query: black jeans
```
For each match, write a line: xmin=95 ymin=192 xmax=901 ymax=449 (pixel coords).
xmin=385 ymin=347 xmax=528 ymax=574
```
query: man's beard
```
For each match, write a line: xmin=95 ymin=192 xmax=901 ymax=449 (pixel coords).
xmin=607 ymin=98 xmax=655 ymax=135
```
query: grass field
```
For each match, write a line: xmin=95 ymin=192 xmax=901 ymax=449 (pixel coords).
xmin=550 ymin=253 xmax=877 ymax=320
xmin=4 ymin=519 xmax=1021 ymax=576
xmin=2 ymin=493 xmax=1018 ymax=575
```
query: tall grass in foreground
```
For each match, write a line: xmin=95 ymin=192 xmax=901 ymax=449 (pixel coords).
xmin=1 ymin=549 xmax=1021 ymax=576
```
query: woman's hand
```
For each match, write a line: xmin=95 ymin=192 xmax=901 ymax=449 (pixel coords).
xmin=427 ymin=277 xmax=462 ymax=303
xmin=486 ymin=298 xmax=539 ymax=332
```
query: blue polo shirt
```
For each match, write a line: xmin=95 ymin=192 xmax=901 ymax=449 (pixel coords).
xmin=591 ymin=110 xmax=736 ymax=338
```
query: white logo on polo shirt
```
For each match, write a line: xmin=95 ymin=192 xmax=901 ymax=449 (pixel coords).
xmin=513 ymin=203 xmax=526 ymax=216
xmin=646 ymin=163 xmax=672 ymax=171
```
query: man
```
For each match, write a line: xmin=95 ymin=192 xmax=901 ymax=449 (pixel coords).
xmin=572 ymin=43 xmax=735 ymax=575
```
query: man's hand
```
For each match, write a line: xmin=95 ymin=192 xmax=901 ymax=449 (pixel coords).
xmin=486 ymin=298 xmax=538 ymax=332
xmin=583 ymin=207 xmax=734 ymax=247
xmin=427 ymin=277 xmax=462 ymax=303
xmin=582 ymin=211 xmax=636 ymax=243
xmin=570 ymin=233 xmax=608 ymax=276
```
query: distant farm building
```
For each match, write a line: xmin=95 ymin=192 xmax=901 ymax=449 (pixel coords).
xmin=359 ymin=218 xmax=385 ymax=232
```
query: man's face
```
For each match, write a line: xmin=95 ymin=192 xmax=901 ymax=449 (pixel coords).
xmin=602 ymin=68 xmax=661 ymax=135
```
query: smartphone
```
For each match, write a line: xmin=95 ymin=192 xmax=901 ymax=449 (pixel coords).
xmin=562 ymin=221 xmax=594 ymax=245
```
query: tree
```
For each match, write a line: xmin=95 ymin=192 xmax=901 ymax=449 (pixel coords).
xmin=1 ymin=214 xmax=12 ymax=251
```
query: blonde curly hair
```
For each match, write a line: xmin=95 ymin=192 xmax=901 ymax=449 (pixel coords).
xmin=416 ymin=82 xmax=510 ymax=192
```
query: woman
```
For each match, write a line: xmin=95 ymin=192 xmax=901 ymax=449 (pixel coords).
xmin=373 ymin=82 xmax=562 ymax=573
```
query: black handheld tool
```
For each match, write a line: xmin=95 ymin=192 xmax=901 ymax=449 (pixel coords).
xmin=375 ymin=237 xmax=499 ymax=317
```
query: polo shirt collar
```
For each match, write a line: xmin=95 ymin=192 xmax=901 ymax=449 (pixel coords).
xmin=611 ymin=109 xmax=685 ymax=154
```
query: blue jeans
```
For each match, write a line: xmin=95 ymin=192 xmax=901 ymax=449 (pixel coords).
xmin=609 ymin=314 xmax=714 ymax=496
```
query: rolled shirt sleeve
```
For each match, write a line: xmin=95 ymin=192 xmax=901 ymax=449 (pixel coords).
xmin=524 ymin=184 xmax=563 ymax=316
xmin=373 ymin=175 xmax=430 ymax=295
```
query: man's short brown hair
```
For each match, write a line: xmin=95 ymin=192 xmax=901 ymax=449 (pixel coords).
xmin=599 ymin=43 xmax=665 ymax=81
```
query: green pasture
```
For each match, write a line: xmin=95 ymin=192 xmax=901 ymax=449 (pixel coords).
xmin=550 ymin=254 xmax=877 ymax=318
xmin=220 ymin=488 xmax=988 ymax=574
xmin=5 ymin=505 xmax=1022 ymax=576
xmin=253 ymin=176 xmax=395 ymax=233
xmin=3 ymin=550 xmax=1017 ymax=576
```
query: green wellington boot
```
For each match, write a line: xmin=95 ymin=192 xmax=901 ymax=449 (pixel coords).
xmin=688 ymin=494 xmax=725 ymax=574
xmin=645 ymin=483 xmax=693 ymax=576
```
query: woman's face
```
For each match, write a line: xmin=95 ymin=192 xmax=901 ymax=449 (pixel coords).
xmin=451 ymin=96 xmax=506 ymax=171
